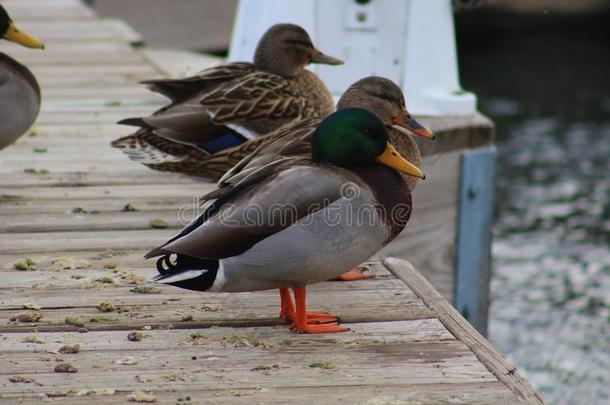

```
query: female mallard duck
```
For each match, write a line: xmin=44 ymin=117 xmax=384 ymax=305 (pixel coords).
xmin=147 ymin=108 xmax=425 ymax=333
xmin=0 ymin=5 xmax=44 ymax=150
xmin=111 ymin=23 xmax=342 ymax=178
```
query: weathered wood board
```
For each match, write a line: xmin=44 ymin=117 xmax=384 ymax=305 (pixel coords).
xmin=0 ymin=1 xmax=535 ymax=404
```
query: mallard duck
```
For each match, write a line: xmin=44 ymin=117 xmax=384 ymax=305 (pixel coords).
xmin=111 ymin=23 xmax=342 ymax=178
xmin=148 ymin=108 xmax=425 ymax=333
xmin=0 ymin=5 xmax=44 ymax=150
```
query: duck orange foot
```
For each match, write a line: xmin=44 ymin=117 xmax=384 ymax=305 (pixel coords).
xmin=333 ymin=266 xmax=375 ymax=281
xmin=289 ymin=321 xmax=347 ymax=334
xmin=279 ymin=287 xmax=347 ymax=334
xmin=279 ymin=288 xmax=337 ymax=324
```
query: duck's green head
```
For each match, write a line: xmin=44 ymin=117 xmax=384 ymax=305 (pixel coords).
xmin=312 ymin=108 xmax=425 ymax=179
xmin=0 ymin=5 xmax=45 ymax=49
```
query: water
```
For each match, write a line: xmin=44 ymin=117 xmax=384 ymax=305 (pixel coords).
xmin=457 ymin=11 xmax=610 ymax=404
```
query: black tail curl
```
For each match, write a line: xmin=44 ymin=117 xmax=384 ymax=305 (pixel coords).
xmin=155 ymin=253 xmax=218 ymax=276
xmin=153 ymin=253 xmax=219 ymax=292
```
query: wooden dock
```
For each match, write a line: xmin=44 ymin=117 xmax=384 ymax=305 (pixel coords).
xmin=0 ymin=0 xmax=541 ymax=403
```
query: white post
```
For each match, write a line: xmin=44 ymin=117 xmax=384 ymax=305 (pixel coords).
xmin=229 ymin=0 xmax=476 ymax=116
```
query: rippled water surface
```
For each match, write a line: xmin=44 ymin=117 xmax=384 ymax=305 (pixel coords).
xmin=458 ymin=11 xmax=610 ymax=404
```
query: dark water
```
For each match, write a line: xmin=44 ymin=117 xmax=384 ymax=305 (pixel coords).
xmin=457 ymin=11 xmax=610 ymax=404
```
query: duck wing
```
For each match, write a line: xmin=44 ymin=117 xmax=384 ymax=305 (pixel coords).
xmin=145 ymin=164 xmax=353 ymax=261
xmin=141 ymin=62 xmax=255 ymax=103
xmin=210 ymin=117 xmax=320 ymax=192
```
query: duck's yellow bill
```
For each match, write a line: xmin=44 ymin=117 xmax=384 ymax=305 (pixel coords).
xmin=376 ymin=142 xmax=425 ymax=179
xmin=3 ymin=22 xmax=45 ymax=49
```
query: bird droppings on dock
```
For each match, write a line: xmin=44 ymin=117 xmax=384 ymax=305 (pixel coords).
xmin=127 ymin=331 xmax=148 ymax=342
xmin=64 ymin=316 xmax=85 ymax=328
xmin=130 ymin=286 xmax=161 ymax=294
xmin=13 ymin=259 xmax=37 ymax=271
xmin=96 ymin=302 xmax=116 ymax=312
xmin=148 ymin=218 xmax=168 ymax=229
xmin=10 ymin=312 xmax=43 ymax=323
xmin=54 ymin=362 xmax=78 ymax=373
xmin=127 ymin=391 xmax=158 ymax=403
xmin=21 ymin=303 xmax=42 ymax=310
xmin=58 ymin=344 xmax=80 ymax=354
xmin=22 ymin=335 xmax=45 ymax=344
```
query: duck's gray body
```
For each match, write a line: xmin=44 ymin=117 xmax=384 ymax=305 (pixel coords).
xmin=209 ymin=169 xmax=390 ymax=291
xmin=151 ymin=165 xmax=403 ymax=292
xmin=0 ymin=53 xmax=40 ymax=149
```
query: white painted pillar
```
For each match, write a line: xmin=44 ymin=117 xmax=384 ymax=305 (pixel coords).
xmin=229 ymin=0 xmax=476 ymax=116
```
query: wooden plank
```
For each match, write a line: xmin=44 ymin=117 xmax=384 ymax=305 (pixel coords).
xmin=418 ymin=113 xmax=494 ymax=157
xmin=384 ymin=258 xmax=545 ymax=404
xmin=0 ymin=261 xmax=431 ymax=331
xmin=24 ymin=74 xmax=156 ymax=90
xmin=0 ymin=210 xmax=188 ymax=233
xmin=0 ymin=171 xmax=199 ymax=188
xmin=30 ymin=65 xmax=157 ymax=77
xmin=14 ymin=53 xmax=145 ymax=67
xmin=0 ymin=382 xmax=518 ymax=405
xmin=0 ymin=199 xmax=189 ymax=216
xmin=0 ymin=322 xmax=517 ymax=405
xmin=0 ymin=183 xmax=203 ymax=201
xmin=40 ymin=87 xmax=160 ymax=100
xmin=2 ymin=0 xmax=89 ymax=11
xmin=454 ymin=147 xmax=497 ymax=335
xmin=39 ymin=97 xmax=159 ymax=108
xmin=11 ymin=124 xmax=142 ymax=140
xmin=0 ymin=229 xmax=178 ymax=254
xmin=2 ymin=0 xmax=95 ymax=20
xmin=377 ymin=149 xmax=461 ymax=301
xmin=4 ymin=42 xmax=138 ymax=58
xmin=15 ymin=19 xmax=144 ymax=45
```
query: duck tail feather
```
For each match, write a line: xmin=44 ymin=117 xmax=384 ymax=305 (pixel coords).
xmin=151 ymin=253 xmax=219 ymax=289
xmin=117 ymin=117 xmax=151 ymax=128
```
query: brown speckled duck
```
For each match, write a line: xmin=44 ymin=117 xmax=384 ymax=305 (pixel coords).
xmin=0 ymin=5 xmax=44 ymax=150
xmin=111 ymin=23 xmax=342 ymax=178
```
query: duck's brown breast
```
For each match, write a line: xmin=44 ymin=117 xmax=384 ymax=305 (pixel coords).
xmin=291 ymin=70 xmax=335 ymax=118
xmin=244 ymin=70 xmax=334 ymax=136
xmin=352 ymin=164 xmax=412 ymax=242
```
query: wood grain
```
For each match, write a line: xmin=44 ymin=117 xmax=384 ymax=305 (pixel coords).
xmin=385 ymin=258 xmax=545 ymax=404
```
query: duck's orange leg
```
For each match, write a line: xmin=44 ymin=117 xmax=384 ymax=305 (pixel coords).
xmin=289 ymin=288 xmax=347 ymax=334
xmin=279 ymin=287 xmax=295 ymax=320
xmin=278 ymin=288 xmax=337 ymax=324
xmin=333 ymin=266 xmax=376 ymax=281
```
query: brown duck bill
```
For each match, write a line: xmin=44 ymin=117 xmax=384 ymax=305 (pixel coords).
xmin=391 ymin=108 xmax=434 ymax=139
xmin=375 ymin=143 xmax=426 ymax=179
xmin=310 ymin=49 xmax=343 ymax=65
xmin=3 ymin=22 xmax=45 ymax=49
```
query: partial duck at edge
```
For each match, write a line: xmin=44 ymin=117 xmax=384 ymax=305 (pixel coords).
xmin=0 ymin=5 xmax=44 ymax=150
